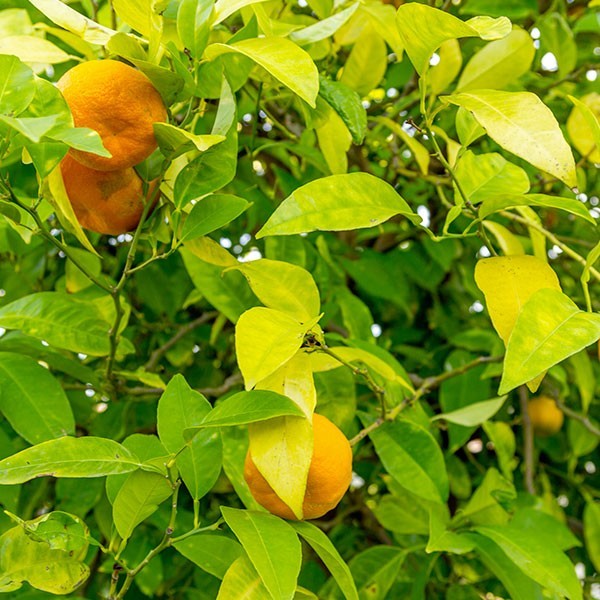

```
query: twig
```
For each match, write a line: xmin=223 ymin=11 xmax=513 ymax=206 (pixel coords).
xmin=125 ymin=373 xmax=243 ymax=398
xmin=348 ymin=355 xmax=503 ymax=446
xmin=519 ymin=385 xmax=536 ymax=495
xmin=554 ymin=398 xmax=600 ymax=437
xmin=145 ymin=312 xmax=217 ymax=371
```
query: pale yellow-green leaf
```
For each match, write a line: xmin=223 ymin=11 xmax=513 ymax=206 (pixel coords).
xmin=316 ymin=104 xmax=351 ymax=175
xmin=360 ymin=3 xmax=403 ymax=58
xmin=289 ymin=4 xmax=359 ymax=45
xmin=567 ymin=93 xmax=600 ymax=163
xmin=429 ymin=39 xmax=462 ymax=96
xmin=112 ymin=0 xmax=153 ymax=36
xmin=457 ymin=27 xmax=535 ymax=92
xmin=0 ymin=35 xmax=73 ymax=64
xmin=213 ymin=0 xmax=272 ymax=25
xmin=378 ymin=117 xmax=430 ymax=175
xmin=339 ymin=24 xmax=387 ymax=96
xmin=44 ymin=168 xmax=98 ymax=256
xmin=217 ymin=555 xmax=269 ymax=600
xmin=183 ymin=237 xmax=237 ymax=267
xmin=36 ymin=24 xmax=97 ymax=61
xmin=28 ymin=0 xmax=115 ymax=44
xmin=516 ymin=206 xmax=547 ymax=263
xmin=483 ymin=222 xmax=525 ymax=256
xmin=205 ymin=38 xmax=319 ymax=107
xmin=396 ymin=3 xmax=510 ymax=75
xmin=443 ymin=90 xmax=578 ymax=188
xmin=235 ymin=307 xmax=308 ymax=389
xmin=252 ymin=4 xmax=302 ymax=38
xmin=226 ymin=259 xmax=320 ymax=322
xmin=474 ymin=255 xmax=561 ymax=345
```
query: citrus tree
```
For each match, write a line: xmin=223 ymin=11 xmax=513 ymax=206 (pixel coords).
xmin=0 ymin=0 xmax=599 ymax=598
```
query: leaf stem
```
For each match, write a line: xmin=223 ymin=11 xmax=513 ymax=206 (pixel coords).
xmin=554 ymin=398 xmax=600 ymax=437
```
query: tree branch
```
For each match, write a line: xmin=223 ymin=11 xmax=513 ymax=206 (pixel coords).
xmin=519 ymin=385 xmax=536 ymax=495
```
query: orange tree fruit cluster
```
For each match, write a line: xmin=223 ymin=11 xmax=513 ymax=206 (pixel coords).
xmin=244 ymin=414 xmax=353 ymax=520
xmin=57 ymin=60 xmax=166 ymax=235
xmin=527 ymin=395 xmax=565 ymax=437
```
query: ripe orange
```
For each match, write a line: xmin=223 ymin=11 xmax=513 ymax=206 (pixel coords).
xmin=527 ymin=395 xmax=564 ymax=437
xmin=60 ymin=154 xmax=158 ymax=235
xmin=57 ymin=60 xmax=167 ymax=171
xmin=244 ymin=413 xmax=352 ymax=520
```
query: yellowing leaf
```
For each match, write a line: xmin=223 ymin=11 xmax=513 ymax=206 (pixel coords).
xmin=429 ymin=39 xmax=462 ymax=96
xmin=457 ymin=27 xmax=535 ymax=91
xmin=474 ymin=255 xmax=561 ymax=345
xmin=396 ymin=3 xmax=510 ymax=75
xmin=567 ymin=93 xmax=600 ymax=163
xmin=204 ymin=38 xmax=319 ymax=107
xmin=499 ymin=289 xmax=600 ymax=394
xmin=482 ymin=222 xmax=525 ymax=256
xmin=443 ymin=91 xmax=578 ymax=188
xmin=235 ymin=307 xmax=309 ymax=389
xmin=316 ymin=103 xmax=352 ymax=175
xmin=0 ymin=35 xmax=73 ymax=65
xmin=183 ymin=236 xmax=237 ymax=267
xmin=378 ymin=117 xmax=430 ymax=175
xmin=228 ymin=259 xmax=320 ymax=323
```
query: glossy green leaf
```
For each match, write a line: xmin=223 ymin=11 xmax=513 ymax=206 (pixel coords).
xmin=0 ymin=54 xmax=36 ymax=115
xmin=174 ymin=533 xmax=243 ymax=579
xmin=205 ymin=37 xmax=319 ymax=107
xmin=500 ymin=289 xmax=600 ymax=394
xmin=221 ymin=507 xmax=302 ymax=600
xmin=584 ymin=502 xmax=600 ymax=573
xmin=427 ymin=504 xmax=475 ymax=554
xmin=0 ymin=524 xmax=89 ymax=594
xmin=479 ymin=193 xmax=596 ymax=224
xmin=292 ymin=521 xmax=359 ymax=600
xmin=396 ymin=3 xmax=510 ymax=75
xmin=0 ymin=292 xmax=112 ymax=356
xmin=180 ymin=195 xmax=250 ymax=242
xmin=186 ymin=390 xmax=305 ymax=434
xmin=474 ymin=524 xmax=582 ymax=600
xmin=373 ymin=492 xmax=430 ymax=535
xmin=0 ymin=437 xmax=143 ymax=485
xmin=257 ymin=173 xmax=419 ymax=238
xmin=318 ymin=77 xmax=366 ymax=144
xmin=177 ymin=0 xmax=214 ymax=59
xmin=235 ymin=307 xmax=310 ymax=389
xmin=154 ymin=122 xmax=225 ymax=160
xmin=0 ymin=352 xmax=74 ymax=444
xmin=113 ymin=470 xmax=173 ymax=541
xmin=432 ymin=396 xmax=506 ymax=427
xmin=457 ymin=27 xmax=535 ymax=91
xmin=366 ymin=417 xmax=448 ymax=504
xmin=443 ymin=91 xmax=578 ymax=188
xmin=226 ymin=259 xmax=320 ymax=321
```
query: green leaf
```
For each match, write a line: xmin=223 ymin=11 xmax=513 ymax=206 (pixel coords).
xmin=567 ymin=94 xmax=600 ymax=163
xmin=154 ymin=122 xmax=225 ymax=161
xmin=174 ymin=533 xmax=243 ymax=579
xmin=500 ymin=289 xmax=600 ymax=394
xmin=112 ymin=0 xmax=154 ymax=37
xmin=0 ymin=352 xmax=75 ymax=444
xmin=257 ymin=173 xmax=419 ymax=238
xmin=187 ymin=390 xmax=305 ymax=434
xmin=537 ymin=12 xmax=577 ymax=76
xmin=0 ymin=524 xmax=89 ymax=594
xmin=378 ymin=117 xmax=430 ymax=175
xmin=0 ymin=114 xmax=59 ymax=142
xmin=396 ymin=3 xmax=511 ymax=75
xmin=373 ymin=491 xmax=430 ymax=535
xmin=217 ymin=555 xmax=270 ymax=599
xmin=482 ymin=421 xmax=516 ymax=480
xmin=226 ymin=259 xmax=320 ymax=321
xmin=454 ymin=151 xmax=530 ymax=205
xmin=221 ymin=507 xmax=302 ymax=600
xmin=0 ymin=54 xmax=36 ymax=115
xmin=0 ymin=35 xmax=73 ymax=65
xmin=479 ymin=193 xmax=596 ymax=224
xmin=15 ymin=511 xmax=92 ymax=554
xmin=584 ymin=502 xmax=600 ymax=573
xmin=457 ymin=27 xmax=535 ymax=91
xmin=366 ymin=417 xmax=448 ymax=504
xmin=0 ymin=292 xmax=112 ymax=356
xmin=427 ymin=504 xmax=475 ymax=554
xmin=180 ymin=195 xmax=250 ymax=243
xmin=113 ymin=470 xmax=173 ymax=541
xmin=205 ymin=37 xmax=319 ymax=107
xmin=157 ymin=375 xmax=221 ymax=500
xmin=474 ymin=524 xmax=582 ymax=600
xmin=443 ymin=91 xmax=577 ymax=188
xmin=581 ymin=241 xmax=600 ymax=314
xmin=291 ymin=521 xmax=359 ymax=600
xmin=0 ymin=437 xmax=143 ymax=485
xmin=290 ymin=4 xmax=359 ymax=45
xmin=177 ymin=0 xmax=214 ymax=59
xmin=432 ymin=396 xmax=506 ymax=427
xmin=235 ymin=307 xmax=310 ymax=389
xmin=213 ymin=0 xmax=271 ymax=24
xmin=318 ymin=77 xmax=367 ymax=144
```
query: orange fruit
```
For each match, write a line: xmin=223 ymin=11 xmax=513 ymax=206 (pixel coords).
xmin=244 ymin=413 xmax=352 ymax=520
xmin=527 ymin=395 xmax=564 ymax=437
xmin=60 ymin=154 xmax=158 ymax=235
xmin=57 ymin=60 xmax=167 ymax=171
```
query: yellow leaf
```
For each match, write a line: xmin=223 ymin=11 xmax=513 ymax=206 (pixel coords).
xmin=184 ymin=236 xmax=237 ymax=267
xmin=567 ymin=93 xmax=600 ymax=164
xmin=474 ymin=255 xmax=561 ymax=345
xmin=429 ymin=39 xmax=462 ymax=96
xmin=316 ymin=103 xmax=352 ymax=175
